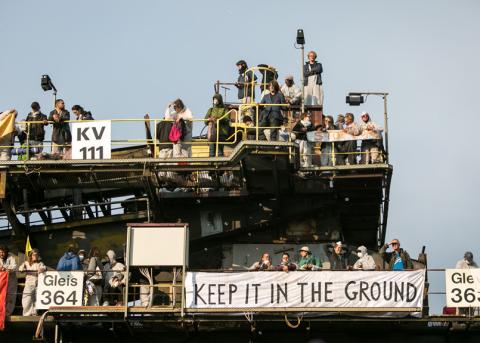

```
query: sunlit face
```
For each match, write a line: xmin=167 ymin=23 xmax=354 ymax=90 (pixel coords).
xmin=392 ymin=240 xmax=400 ymax=251
xmin=0 ymin=249 xmax=6 ymax=259
xmin=345 ymin=116 xmax=353 ymax=125
xmin=72 ymin=109 xmax=80 ymax=117
xmin=57 ymin=101 xmax=65 ymax=110
xmin=269 ymin=84 xmax=276 ymax=93
xmin=300 ymin=250 xmax=307 ymax=257
xmin=236 ymin=64 xmax=243 ymax=71
xmin=262 ymin=253 xmax=270 ymax=262
xmin=282 ymin=254 xmax=289 ymax=263
xmin=308 ymin=52 xmax=316 ymax=62
xmin=31 ymin=251 xmax=39 ymax=262
xmin=334 ymin=245 xmax=342 ymax=254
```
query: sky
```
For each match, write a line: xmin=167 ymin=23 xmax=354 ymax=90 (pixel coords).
xmin=1 ymin=0 xmax=480 ymax=313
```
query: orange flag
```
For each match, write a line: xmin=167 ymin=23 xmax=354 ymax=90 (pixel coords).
xmin=0 ymin=271 xmax=8 ymax=331
xmin=0 ymin=110 xmax=16 ymax=139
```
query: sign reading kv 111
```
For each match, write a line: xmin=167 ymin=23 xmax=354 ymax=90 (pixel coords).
xmin=72 ymin=121 xmax=111 ymax=160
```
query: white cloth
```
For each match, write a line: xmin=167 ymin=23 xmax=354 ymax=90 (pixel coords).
xmin=281 ymin=84 xmax=301 ymax=103
xmin=353 ymin=255 xmax=376 ymax=270
xmin=297 ymin=139 xmax=311 ymax=167
xmin=19 ymin=261 xmax=46 ymax=316
xmin=304 ymin=66 xmax=324 ymax=106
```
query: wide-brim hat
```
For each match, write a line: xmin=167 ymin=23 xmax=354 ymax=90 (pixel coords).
xmin=299 ymin=246 xmax=310 ymax=253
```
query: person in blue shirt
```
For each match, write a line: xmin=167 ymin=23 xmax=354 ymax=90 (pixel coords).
xmin=379 ymin=239 xmax=414 ymax=270
xmin=56 ymin=244 xmax=82 ymax=271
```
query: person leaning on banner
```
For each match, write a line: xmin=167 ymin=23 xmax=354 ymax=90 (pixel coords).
xmin=249 ymin=252 xmax=273 ymax=271
xmin=352 ymin=246 xmax=376 ymax=270
xmin=298 ymin=246 xmax=322 ymax=271
xmin=328 ymin=241 xmax=349 ymax=270
xmin=49 ymin=99 xmax=71 ymax=155
xmin=359 ymin=112 xmax=383 ymax=164
xmin=275 ymin=252 xmax=297 ymax=272
xmin=204 ymin=93 xmax=230 ymax=157
xmin=24 ymin=102 xmax=48 ymax=155
xmin=18 ymin=248 xmax=46 ymax=316
xmin=0 ymin=245 xmax=18 ymax=316
xmin=379 ymin=239 xmax=414 ymax=270
xmin=337 ymin=112 xmax=362 ymax=166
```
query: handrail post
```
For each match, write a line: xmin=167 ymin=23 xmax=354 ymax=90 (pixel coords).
xmin=26 ymin=122 xmax=30 ymax=160
xmin=383 ymin=93 xmax=389 ymax=163
xmin=153 ymin=118 xmax=157 ymax=158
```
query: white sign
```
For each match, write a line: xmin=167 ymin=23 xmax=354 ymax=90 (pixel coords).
xmin=72 ymin=121 xmax=111 ymax=159
xmin=185 ymin=270 xmax=425 ymax=310
xmin=36 ymin=271 xmax=84 ymax=310
xmin=445 ymin=269 xmax=480 ymax=307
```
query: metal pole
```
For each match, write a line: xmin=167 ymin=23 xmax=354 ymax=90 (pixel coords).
xmin=124 ymin=225 xmax=131 ymax=319
xmin=383 ymin=94 xmax=389 ymax=163
xmin=301 ymin=45 xmax=305 ymax=114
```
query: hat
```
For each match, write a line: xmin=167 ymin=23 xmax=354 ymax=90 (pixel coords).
xmin=335 ymin=241 xmax=343 ymax=247
xmin=236 ymin=60 xmax=246 ymax=66
xmin=299 ymin=246 xmax=310 ymax=253
xmin=357 ymin=246 xmax=367 ymax=254
xmin=361 ymin=111 xmax=369 ymax=117
xmin=106 ymin=250 xmax=116 ymax=261
xmin=78 ymin=249 xmax=86 ymax=255
xmin=464 ymin=251 xmax=474 ymax=263
xmin=285 ymin=75 xmax=294 ymax=80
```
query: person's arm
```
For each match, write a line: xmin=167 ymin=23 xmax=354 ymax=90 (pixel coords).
xmin=18 ymin=261 xmax=26 ymax=272
xmin=404 ymin=251 xmax=414 ymax=269
xmin=204 ymin=108 xmax=212 ymax=125
xmin=379 ymin=244 xmax=389 ymax=259
xmin=38 ymin=262 xmax=47 ymax=273
xmin=8 ymin=256 xmax=17 ymax=272
xmin=60 ymin=110 xmax=70 ymax=122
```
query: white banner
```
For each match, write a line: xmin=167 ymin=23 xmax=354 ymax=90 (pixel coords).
xmin=445 ymin=269 xmax=480 ymax=307
xmin=185 ymin=271 xmax=425 ymax=310
xmin=306 ymin=129 xmax=381 ymax=143
xmin=72 ymin=121 xmax=111 ymax=159
xmin=36 ymin=271 xmax=84 ymax=310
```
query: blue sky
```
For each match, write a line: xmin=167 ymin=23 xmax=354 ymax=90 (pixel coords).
xmin=2 ymin=0 xmax=480 ymax=313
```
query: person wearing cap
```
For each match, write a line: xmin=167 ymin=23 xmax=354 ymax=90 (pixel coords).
xmin=456 ymin=252 xmax=478 ymax=269
xmin=359 ymin=112 xmax=383 ymax=164
xmin=56 ymin=244 xmax=82 ymax=271
xmin=298 ymin=246 xmax=322 ymax=270
xmin=235 ymin=60 xmax=257 ymax=103
xmin=281 ymin=75 xmax=302 ymax=105
xmin=352 ymin=246 xmax=376 ymax=270
xmin=328 ymin=241 xmax=349 ymax=270
xmin=379 ymin=239 xmax=414 ymax=270
xmin=303 ymin=50 xmax=324 ymax=106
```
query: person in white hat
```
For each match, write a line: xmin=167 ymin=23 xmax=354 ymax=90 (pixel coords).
xmin=352 ymin=246 xmax=376 ymax=270
xmin=298 ymin=246 xmax=322 ymax=270
xmin=281 ymin=75 xmax=302 ymax=105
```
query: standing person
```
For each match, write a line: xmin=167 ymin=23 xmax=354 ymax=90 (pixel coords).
xmin=249 ymin=252 xmax=273 ymax=271
xmin=164 ymin=99 xmax=193 ymax=158
xmin=48 ymin=99 xmax=71 ymax=154
xmin=0 ymin=245 xmax=18 ymax=316
xmin=56 ymin=244 xmax=82 ymax=271
xmin=275 ymin=253 xmax=296 ymax=272
xmin=71 ymin=105 xmax=94 ymax=121
xmin=456 ymin=251 xmax=478 ymax=269
xmin=103 ymin=250 xmax=126 ymax=306
xmin=292 ymin=113 xmax=313 ymax=167
xmin=328 ymin=241 xmax=348 ymax=270
xmin=18 ymin=249 xmax=46 ymax=316
xmin=204 ymin=94 xmax=230 ymax=157
xmin=352 ymin=246 xmax=376 ymax=270
xmin=303 ymin=51 xmax=324 ymax=106
xmin=78 ymin=249 xmax=88 ymax=271
xmin=281 ymin=75 xmax=302 ymax=105
xmin=235 ymin=60 xmax=257 ymax=103
xmin=379 ymin=239 xmax=414 ymax=270
xmin=320 ymin=115 xmax=336 ymax=166
xmin=297 ymin=246 xmax=322 ymax=270
xmin=338 ymin=113 xmax=361 ymax=165
xmin=24 ymin=102 xmax=48 ymax=155
xmin=259 ymin=81 xmax=286 ymax=141
xmin=359 ymin=112 xmax=383 ymax=164
xmin=86 ymin=247 xmax=103 ymax=306
xmin=335 ymin=114 xmax=345 ymax=130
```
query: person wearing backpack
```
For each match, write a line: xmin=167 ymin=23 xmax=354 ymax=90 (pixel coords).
xmin=165 ymin=99 xmax=193 ymax=158
xmin=204 ymin=94 xmax=230 ymax=157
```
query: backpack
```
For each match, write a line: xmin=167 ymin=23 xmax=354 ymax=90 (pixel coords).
xmin=169 ymin=122 xmax=183 ymax=143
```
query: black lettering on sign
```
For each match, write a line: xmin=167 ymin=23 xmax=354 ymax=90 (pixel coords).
xmin=311 ymin=282 xmax=321 ymax=302
xmin=252 ymin=284 xmax=261 ymax=304
xmin=194 ymin=283 xmax=206 ymax=305
xmin=276 ymin=283 xmax=287 ymax=303
xmin=344 ymin=281 xmax=356 ymax=300
xmin=218 ymin=284 xmax=226 ymax=305
xmin=208 ymin=284 xmax=215 ymax=305
xmin=324 ymin=282 xmax=333 ymax=302
xmin=228 ymin=284 xmax=237 ymax=305
xmin=92 ymin=126 xmax=106 ymax=140
xmin=78 ymin=127 xmax=89 ymax=141
xmin=406 ymin=283 xmax=417 ymax=302
xmin=297 ymin=282 xmax=307 ymax=303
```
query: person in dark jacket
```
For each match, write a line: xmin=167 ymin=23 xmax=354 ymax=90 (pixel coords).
xmin=71 ymin=105 xmax=94 ymax=121
xmin=56 ymin=245 xmax=82 ymax=271
xmin=276 ymin=252 xmax=296 ymax=272
xmin=379 ymin=239 xmax=414 ymax=270
xmin=24 ymin=102 xmax=48 ymax=154
xmin=328 ymin=241 xmax=349 ymax=270
xmin=235 ymin=60 xmax=257 ymax=102
xmin=49 ymin=99 xmax=71 ymax=154
xmin=292 ymin=113 xmax=313 ymax=167
xmin=259 ymin=81 xmax=286 ymax=141
xmin=303 ymin=50 xmax=324 ymax=106
xmin=204 ymin=94 xmax=230 ymax=157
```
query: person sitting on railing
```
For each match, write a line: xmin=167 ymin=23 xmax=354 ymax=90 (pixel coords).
xmin=275 ymin=252 xmax=297 ymax=272
xmin=205 ymin=94 xmax=230 ymax=157
xmin=320 ymin=115 xmax=336 ymax=166
xmin=337 ymin=112 xmax=361 ymax=165
xmin=259 ymin=80 xmax=286 ymax=141
xmin=281 ymin=75 xmax=302 ymax=106
xmin=71 ymin=105 xmax=94 ymax=121
xmin=24 ymin=102 xmax=48 ymax=156
xmin=328 ymin=241 xmax=349 ymax=270
xmin=352 ymin=246 xmax=376 ymax=270
xmin=0 ymin=245 xmax=18 ymax=316
xmin=249 ymin=252 xmax=273 ymax=271
xmin=165 ymin=99 xmax=193 ymax=158
xmin=56 ymin=244 xmax=82 ymax=271
xmin=18 ymin=248 xmax=46 ymax=316
xmin=304 ymin=50 xmax=324 ymax=106
xmin=103 ymin=249 xmax=127 ymax=306
xmin=379 ymin=239 xmax=414 ymax=270
xmin=292 ymin=113 xmax=313 ymax=167
xmin=49 ymin=99 xmax=71 ymax=155
xmin=359 ymin=112 xmax=383 ymax=164
xmin=298 ymin=246 xmax=322 ymax=270
xmin=235 ymin=60 xmax=257 ymax=103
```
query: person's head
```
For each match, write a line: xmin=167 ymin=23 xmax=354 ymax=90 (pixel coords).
xmin=285 ymin=75 xmax=294 ymax=87
xmin=361 ymin=111 xmax=370 ymax=123
xmin=261 ymin=252 xmax=270 ymax=262
xmin=28 ymin=248 xmax=40 ymax=263
xmin=336 ymin=114 xmax=345 ymax=123
xmin=89 ymin=247 xmax=101 ymax=258
xmin=31 ymin=102 xmax=40 ymax=112
xmin=391 ymin=239 xmax=400 ymax=251
xmin=172 ymin=99 xmax=185 ymax=113
xmin=307 ymin=51 xmax=317 ymax=63
xmin=464 ymin=251 xmax=474 ymax=264
xmin=0 ymin=245 xmax=8 ymax=260
xmin=78 ymin=249 xmax=86 ymax=262
xmin=345 ymin=113 xmax=354 ymax=125
xmin=236 ymin=60 xmax=247 ymax=71
xmin=212 ymin=93 xmax=224 ymax=107
xmin=356 ymin=246 xmax=367 ymax=259
xmin=300 ymin=246 xmax=310 ymax=257
xmin=106 ymin=249 xmax=116 ymax=263
xmin=243 ymin=116 xmax=253 ymax=127
xmin=67 ymin=244 xmax=77 ymax=254
xmin=55 ymin=99 xmax=65 ymax=110
xmin=282 ymin=253 xmax=290 ymax=263
xmin=334 ymin=241 xmax=343 ymax=255
xmin=269 ymin=80 xmax=280 ymax=94
xmin=324 ymin=115 xmax=334 ymax=127
xmin=71 ymin=105 xmax=84 ymax=118
xmin=301 ymin=112 xmax=311 ymax=121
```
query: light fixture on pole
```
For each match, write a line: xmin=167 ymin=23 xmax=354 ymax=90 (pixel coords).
xmin=296 ymin=29 xmax=305 ymax=114
xmin=41 ymin=74 xmax=57 ymax=107
xmin=346 ymin=91 xmax=390 ymax=161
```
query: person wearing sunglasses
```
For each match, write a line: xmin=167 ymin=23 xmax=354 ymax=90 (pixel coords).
xmin=352 ymin=246 xmax=376 ymax=270
xmin=379 ymin=239 xmax=414 ymax=271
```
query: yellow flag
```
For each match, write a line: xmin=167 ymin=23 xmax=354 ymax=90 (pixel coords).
xmin=0 ymin=110 xmax=16 ymax=139
xmin=25 ymin=235 xmax=32 ymax=257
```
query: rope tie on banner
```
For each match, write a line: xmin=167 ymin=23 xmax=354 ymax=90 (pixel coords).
xmin=34 ymin=310 xmax=49 ymax=339
xmin=244 ymin=312 xmax=256 ymax=332
xmin=284 ymin=313 xmax=303 ymax=329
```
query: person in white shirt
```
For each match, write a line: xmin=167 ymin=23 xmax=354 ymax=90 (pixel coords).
xmin=280 ymin=75 xmax=301 ymax=105
xmin=19 ymin=249 xmax=46 ymax=316
xmin=359 ymin=112 xmax=383 ymax=164
xmin=164 ymin=99 xmax=193 ymax=158
xmin=456 ymin=251 xmax=478 ymax=269
xmin=352 ymin=246 xmax=376 ymax=270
